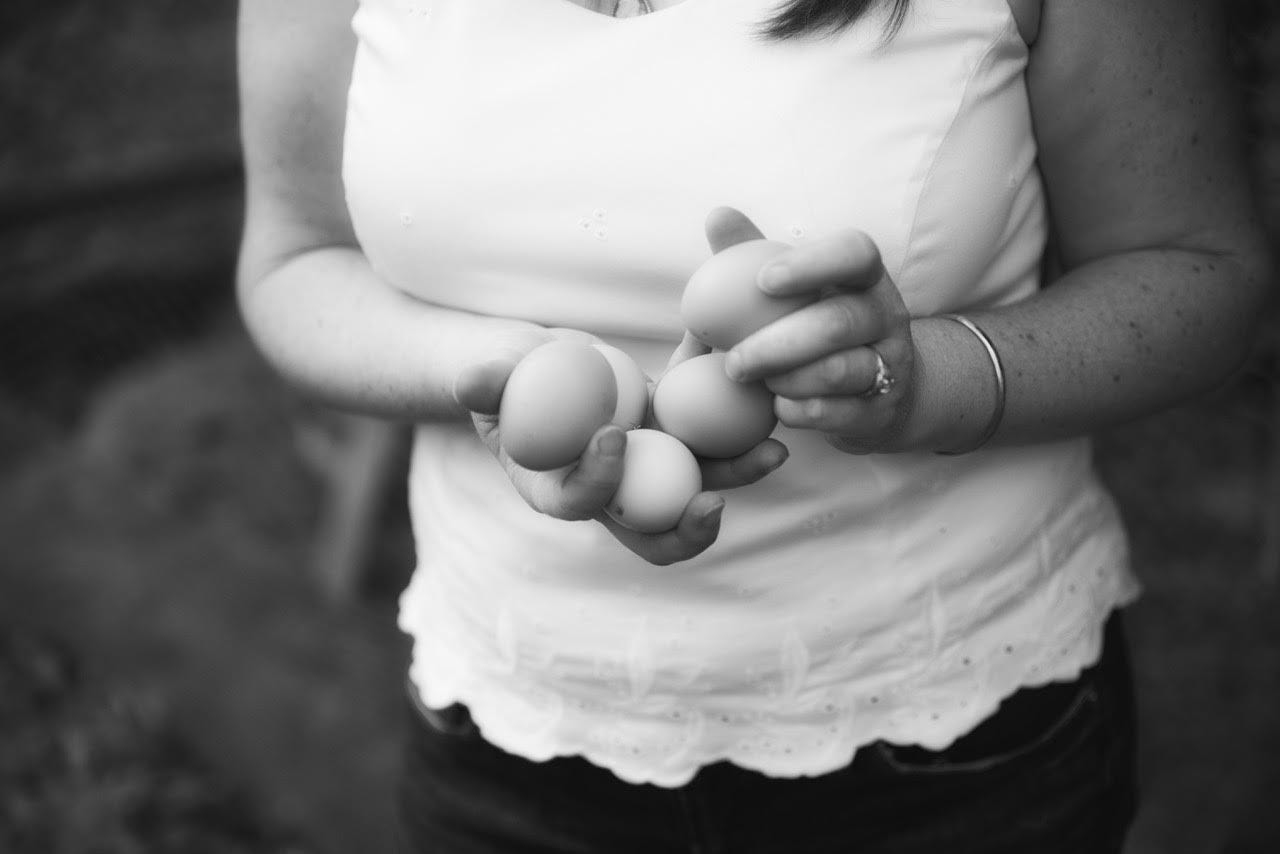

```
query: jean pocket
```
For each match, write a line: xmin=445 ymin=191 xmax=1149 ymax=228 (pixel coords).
xmin=875 ymin=682 xmax=1102 ymax=777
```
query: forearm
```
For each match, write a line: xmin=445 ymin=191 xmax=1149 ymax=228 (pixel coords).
xmin=238 ymin=246 xmax=539 ymax=421
xmin=903 ymin=246 xmax=1268 ymax=452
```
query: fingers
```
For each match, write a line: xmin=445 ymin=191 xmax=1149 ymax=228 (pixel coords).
xmin=526 ymin=425 xmax=627 ymax=521
xmin=453 ymin=358 xmax=519 ymax=414
xmin=700 ymin=438 xmax=789 ymax=490
xmin=597 ymin=491 xmax=725 ymax=566
xmin=773 ymin=394 xmax=878 ymax=434
xmin=705 ymin=206 xmax=767 ymax=253
xmin=755 ymin=228 xmax=885 ymax=298
xmin=726 ymin=293 xmax=887 ymax=382
xmin=454 ymin=325 xmax=561 ymax=414
xmin=761 ymin=346 xmax=885 ymax=398
xmin=772 ymin=396 xmax=897 ymax=455
xmin=768 ymin=336 xmax=913 ymax=449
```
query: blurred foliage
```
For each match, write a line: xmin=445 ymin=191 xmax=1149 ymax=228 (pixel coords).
xmin=0 ymin=632 xmax=311 ymax=854
xmin=1 ymin=0 xmax=242 ymax=438
xmin=0 ymin=0 xmax=239 ymax=201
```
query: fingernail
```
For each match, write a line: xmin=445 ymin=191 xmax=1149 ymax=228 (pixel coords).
xmin=758 ymin=263 xmax=790 ymax=293
xmin=596 ymin=429 xmax=625 ymax=457
xmin=699 ymin=502 xmax=725 ymax=528
xmin=764 ymin=447 xmax=789 ymax=473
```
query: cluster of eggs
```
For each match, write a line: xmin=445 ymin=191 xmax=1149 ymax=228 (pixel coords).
xmin=499 ymin=239 xmax=813 ymax=533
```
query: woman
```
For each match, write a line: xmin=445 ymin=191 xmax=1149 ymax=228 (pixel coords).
xmin=236 ymin=0 xmax=1270 ymax=850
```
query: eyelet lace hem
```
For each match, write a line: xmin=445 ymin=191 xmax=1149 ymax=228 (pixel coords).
xmin=406 ymin=564 xmax=1141 ymax=787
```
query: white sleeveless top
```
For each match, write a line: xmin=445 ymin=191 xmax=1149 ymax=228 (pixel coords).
xmin=343 ymin=0 xmax=1141 ymax=786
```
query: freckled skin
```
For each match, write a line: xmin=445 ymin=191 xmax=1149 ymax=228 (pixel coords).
xmin=910 ymin=0 xmax=1272 ymax=448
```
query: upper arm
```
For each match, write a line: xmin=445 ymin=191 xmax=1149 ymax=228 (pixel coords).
xmin=1026 ymin=0 xmax=1269 ymax=281
xmin=236 ymin=0 xmax=360 ymax=291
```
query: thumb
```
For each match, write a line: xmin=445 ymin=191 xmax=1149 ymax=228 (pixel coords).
xmin=705 ymin=206 xmax=767 ymax=253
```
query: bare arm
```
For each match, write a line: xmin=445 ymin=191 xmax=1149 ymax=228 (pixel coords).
xmin=235 ymin=0 xmax=787 ymax=562
xmin=906 ymin=0 xmax=1273 ymax=452
xmin=944 ymin=0 xmax=1272 ymax=444
xmin=725 ymin=0 xmax=1272 ymax=453
xmin=236 ymin=0 xmax=543 ymax=422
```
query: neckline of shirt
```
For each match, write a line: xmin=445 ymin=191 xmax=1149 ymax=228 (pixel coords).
xmin=548 ymin=0 xmax=719 ymax=26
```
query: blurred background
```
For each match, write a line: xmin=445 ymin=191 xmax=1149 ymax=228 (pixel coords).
xmin=1 ymin=2 xmax=1278 ymax=853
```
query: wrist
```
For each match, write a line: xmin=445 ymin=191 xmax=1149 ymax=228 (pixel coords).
xmin=900 ymin=315 xmax=1004 ymax=453
xmin=933 ymin=314 xmax=1006 ymax=455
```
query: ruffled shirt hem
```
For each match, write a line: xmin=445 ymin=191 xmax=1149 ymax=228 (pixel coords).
xmin=403 ymin=556 xmax=1140 ymax=788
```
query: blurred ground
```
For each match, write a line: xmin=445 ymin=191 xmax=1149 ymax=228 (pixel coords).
xmin=0 ymin=315 xmax=414 ymax=854
xmin=2 ymin=2 xmax=1279 ymax=853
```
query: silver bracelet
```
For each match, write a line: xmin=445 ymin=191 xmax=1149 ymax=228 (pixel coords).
xmin=936 ymin=314 xmax=1006 ymax=455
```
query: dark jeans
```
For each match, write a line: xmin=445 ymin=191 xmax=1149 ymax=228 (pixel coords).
xmin=397 ymin=613 xmax=1138 ymax=854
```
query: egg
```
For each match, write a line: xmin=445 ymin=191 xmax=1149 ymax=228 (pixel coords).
xmin=680 ymin=239 xmax=814 ymax=350
xmin=592 ymin=343 xmax=651 ymax=431
xmin=499 ymin=340 xmax=617 ymax=471
xmin=652 ymin=352 xmax=777 ymax=459
xmin=606 ymin=429 xmax=702 ymax=533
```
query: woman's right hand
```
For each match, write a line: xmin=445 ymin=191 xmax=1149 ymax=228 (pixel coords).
xmin=452 ymin=331 xmax=786 ymax=566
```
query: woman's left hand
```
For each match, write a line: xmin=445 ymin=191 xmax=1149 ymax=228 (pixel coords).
xmin=707 ymin=207 xmax=917 ymax=454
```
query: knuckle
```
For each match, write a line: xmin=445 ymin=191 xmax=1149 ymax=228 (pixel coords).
xmin=775 ymin=397 xmax=805 ymax=427
xmin=549 ymin=498 xmax=585 ymax=521
xmin=841 ymin=229 xmax=880 ymax=267
xmin=822 ymin=299 xmax=861 ymax=344
xmin=536 ymin=484 xmax=591 ymax=522
xmin=730 ymin=454 xmax=758 ymax=484
xmin=821 ymin=353 xmax=849 ymax=386
xmin=819 ymin=307 xmax=850 ymax=344
xmin=819 ymin=229 xmax=877 ymax=275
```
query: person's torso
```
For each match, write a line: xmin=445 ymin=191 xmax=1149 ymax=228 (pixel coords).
xmin=344 ymin=0 xmax=1048 ymax=347
xmin=343 ymin=0 xmax=1139 ymax=786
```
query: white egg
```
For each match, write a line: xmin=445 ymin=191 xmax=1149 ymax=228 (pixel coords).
xmin=592 ymin=343 xmax=651 ymax=431
xmin=680 ymin=239 xmax=814 ymax=350
xmin=499 ymin=340 xmax=617 ymax=471
xmin=652 ymin=353 xmax=777 ymax=459
xmin=606 ymin=429 xmax=701 ymax=534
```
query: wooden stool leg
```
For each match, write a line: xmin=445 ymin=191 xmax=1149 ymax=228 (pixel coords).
xmin=297 ymin=413 xmax=410 ymax=603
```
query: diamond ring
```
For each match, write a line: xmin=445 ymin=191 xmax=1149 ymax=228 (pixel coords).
xmin=863 ymin=349 xmax=894 ymax=397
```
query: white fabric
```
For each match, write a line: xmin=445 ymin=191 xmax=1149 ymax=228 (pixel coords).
xmin=343 ymin=0 xmax=1141 ymax=787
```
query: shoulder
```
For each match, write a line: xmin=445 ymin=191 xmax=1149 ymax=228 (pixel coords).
xmin=1023 ymin=0 xmax=1263 ymax=267
xmin=237 ymin=0 xmax=361 ymax=285
xmin=238 ymin=0 xmax=358 ymax=83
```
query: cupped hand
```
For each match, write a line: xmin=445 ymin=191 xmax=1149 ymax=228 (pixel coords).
xmin=698 ymin=207 xmax=917 ymax=454
xmin=453 ymin=352 xmax=621 ymax=521
xmin=454 ymin=330 xmax=784 ymax=565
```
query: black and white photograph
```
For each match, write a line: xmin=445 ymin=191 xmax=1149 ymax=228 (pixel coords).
xmin=2 ymin=1 xmax=1278 ymax=852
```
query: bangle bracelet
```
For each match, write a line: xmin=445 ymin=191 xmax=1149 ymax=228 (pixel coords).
xmin=936 ymin=313 xmax=1006 ymax=455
